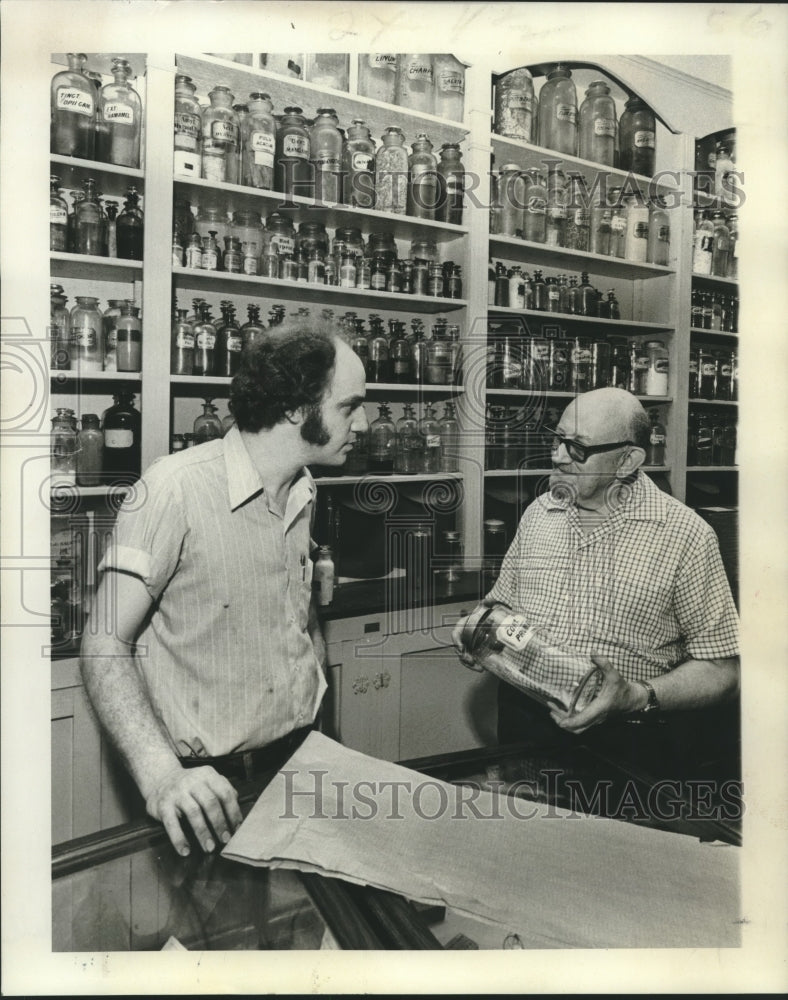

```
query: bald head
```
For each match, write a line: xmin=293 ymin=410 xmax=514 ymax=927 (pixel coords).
xmin=558 ymin=389 xmax=650 ymax=449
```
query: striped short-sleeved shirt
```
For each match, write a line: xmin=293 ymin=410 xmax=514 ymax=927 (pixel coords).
xmin=98 ymin=425 xmax=326 ymax=756
xmin=488 ymin=472 xmax=739 ymax=682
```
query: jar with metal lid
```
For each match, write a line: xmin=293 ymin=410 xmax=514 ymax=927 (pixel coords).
xmin=494 ymin=67 xmax=535 ymax=141
xmin=295 ymin=221 xmax=329 ymax=260
xmin=499 ymin=163 xmax=526 ymax=237
xmin=70 ymin=296 xmax=104 ymax=374
xmin=619 ymin=97 xmax=656 ymax=177
xmin=275 ymin=106 xmax=311 ymax=196
xmin=537 ymin=63 xmax=577 ymax=156
xmin=116 ymin=303 xmax=142 ymax=373
xmin=578 ymin=80 xmax=617 ymax=166
xmin=241 ymin=92 xmax=276 ymax=190
xmin=457 ymin=604 xmax=603 ymax=714
xmin=334 ymin=226 xmax=365 ymax=263
xmin=201 ymin=85 xmax=240 ymax=184
xmin=50 ymin=284 xmax=71 ymax=370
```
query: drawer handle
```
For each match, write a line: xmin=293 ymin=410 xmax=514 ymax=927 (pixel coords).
xmin=352 ymin=676 xmax=369 ymax=695
xmin=373 ymin=671 xmax=391 ymax=690
xmin=364 ymin=621 xmax=381 ymax=634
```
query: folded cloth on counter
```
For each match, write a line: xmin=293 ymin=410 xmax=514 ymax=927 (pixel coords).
xmin=222 ymin=732 xmax=741 ymax=948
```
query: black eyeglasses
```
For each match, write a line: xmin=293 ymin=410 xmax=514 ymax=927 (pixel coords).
xmin=547 ymin=428 xmax=634 ymax=464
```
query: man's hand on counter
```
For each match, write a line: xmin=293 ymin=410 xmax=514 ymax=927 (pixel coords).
xmin=451 ymin=613 xmax=483 ymax=671
xmin=548 ymin=654 xmax=645 ymax=733
xmin=145 ymin=764 xmax=244 ymax=856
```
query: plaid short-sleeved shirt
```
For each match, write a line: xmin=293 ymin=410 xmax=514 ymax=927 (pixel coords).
xmin=97 ymin=426 xmax=326 ymax=756
xmin=487 ymin=472 xmax=739 ymax=682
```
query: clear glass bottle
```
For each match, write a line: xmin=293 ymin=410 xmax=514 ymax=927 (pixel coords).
xmin=394 ymin=403 xmax=420 ymax=474
xmin=726 ymin=214 xmax=739 ymax=280
xmin=369 ymin=403 xmax=396 ymax=475
xmin=692 ymin=211 xmax=714 ymax=274
xmin=647 ymin=196 xmax=671 ymax=265
xmin=432 ymin=54 xmax=465 ymax=121
xmin=70 ymin=296 xmax=103 ymax=373
xmin=366 ymin=315 xmax=391 ymax=383
xmin=537 ymin=64 xmax=577 ymax=156
xmin=304 ymin=54 xmax=349 ymax=91
xmin=241 ymin=92 xmax=276 ymax=189
xmin=313 ymin=545 xmax=336 ymax=607
xmin=564 ymin=175 xmax=590 ymax=251
xmin=436 ymin=143 xmax=465 ymax=225
xmin=499 ymin=163 xmax=525 ymax=237
xmin=350 ymin=319 xmax=369 ymax=376
xmin=173 ymin=74 xmax=202 ymax=178
xmin=50 ymin=284 xmax=71 ymax=370
xmin=171 ymin=308 xmax=194 ymax=375
xmin=116 ymin=186 xmax=144 ymax=260
xmin=75 ymin=177 xmax=103 ymax=256
xmin=608 ymin=188 xmax=627 ymax=258
xmin=274 ymin=106 xmax=311 ymax=196
xmin=425 ymin=317 xmax=452 ymax=384
xmin=589 ymin=195 xmax=613 ymax=255
xmin=545 ymin=168 xmax=568 ymax=247
xmin=215 ymin=301 xmax=242 ymax=377
xmin=342 ymin=119 xmax=376 ymax=208
xmin=710 ymin=211 xmax=731 ymax=277
xmin=457 ymin=604 xmax=603 ymax=714
xmin=51 ymin=408 xmax=79 ymax=484
xmin=50 ymin=176 xmax=69 ymax=251
xmin=102 ymin=392 xmax=141 ymax=482
xmin=116 ymin=302 xmax=142 ymax=373
xmin=51 ymin=53 xmax=96 ymax=159
xmin=419 ymin=402 xmax=442 ymax=474
xmin=375 ymin=126 xmax=409 ymax=215
xmin=241 ymin=303 xmax=266 ymax=353
xmin=200 ymin=85 xmax=240 ymax=184
xmin=230 ymin=210 xmax=264 ymax=275
xmin=643 ymin=340 xmax=669 ymax=396
xmin=395 ymin=54 xmax=434 ymax=113
xmin=193 ymin=399 xmax=223 ymax=444
xmin=357 ymin=54 xmax=397 ymax=104
xmin=76 ymin=413 xmax=104 ymax=486
xmin=578 ymin=80 xmax=617 ymax=166
xmin=523 ymin=170 xmax=547 ymax=243
xmin=98 ymin=58 xmax=142 ymax=168
xmin=619 ymin=97 xmax=656 ymax=176
xmin=192 ymin=302 xmax=216 ymax=376
xmin=439 ymin=401 xmax=460 ymax=473
xmin=310 ymin=108 xmax=343 ymax=203
xmin=494 ymin=67 xmax=535 ymax=141
xmin=407 ymin=133 xmax=439 ymax=220
xmin=623 ymin=192 xmax=649 ymax=262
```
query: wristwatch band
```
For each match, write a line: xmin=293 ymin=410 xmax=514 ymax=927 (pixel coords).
xmin=637 ymin=679 xmax=660 ymax=714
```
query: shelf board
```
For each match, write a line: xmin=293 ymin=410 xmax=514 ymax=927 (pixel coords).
xmin=490 ymin=135 xmax=680 ymax=196
xmin=176 ymin=53 xmax=468 ymax=149
xmin=51 ymin=154 xmax=144 ymax=186
xmin=174 ymin=177 xmax=468 ymax=245
xmin=172 ymin=267 xmax=466 ymax=312
xmin=50 ymin=484 xmax=129 ymax=498
xmin=312 ymin=472 xmax=464 ymax=486
xmin=686 ymin=466 xmax=738 ymax=473
xmin=170 ymin=376 xmax=465 ymax=395
xmin=690 ymin=327 xmax=738 ymax=340
xmin=691 ymin=273 xmax=738 ymax=288
xmin=50 ymin=252 xmax=143 ymax=282
xmin=51 ymin=370 xmax=141 ymax=384
xmin=688 ymin=398 xmax=738 ymax=407
xmin=489 ymin=306 xmax=673 ymax=333
xmin=485 ymin=387 xmax=673 ymax=404
xmin=489 ymin=236 xmax=675 ymax=280
xmin=484 ymin=466 xmax=670 ymax=477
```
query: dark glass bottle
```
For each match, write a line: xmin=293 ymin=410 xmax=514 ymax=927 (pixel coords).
xmin=75 ymin=177 xmax=103 ymax=256
xmin=275 ymin=106 xmax=311 ymax=197
xmin=646 ymin=409 xmax=667 ymax=466
xmin=216 ymin=300 xmax=242 ymax=377
xmin=241 ymin=303 xmax=266 ymax=352
xmin=390 ymin=320 xmax=412 ymax=383
xmin=50 ymin=176 xmax=69 ymax=251
xmin=193 ymin=302 xmax=216 ymax=376
xmin=102 ymin=391 xmax=141 ymax=483
xmin=342 ymin=119 xmax=376 ymax=208
xmin=436 ymin=143 xmax=465 ymax=225
xmin=608 ymin=338 xmax=630 ymax=390
xmin=494 ymin=262 xmax=509 ymax=307
xmin=579 ymin=272 xmax=599 ymax=317
xmin=116 ymin=187 xmax=144 ymax=260
xmin=193 ymin=399 xmax=224 ymax=444
xmin=171 ymin=308 xmax=194 ymax=375
xmin=350 ymin=319 xmax=369 ymax=377
xmin=532 ymin=269 xmax=548 ymax=311
xmin=367 ymin=314 xmax=392 ymax=383
xmin=369 ymin=403 xmax=396 ymax=475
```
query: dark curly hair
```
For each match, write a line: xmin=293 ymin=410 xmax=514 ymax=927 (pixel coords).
xmin=230 ymin=318 xmax=341 ymax=433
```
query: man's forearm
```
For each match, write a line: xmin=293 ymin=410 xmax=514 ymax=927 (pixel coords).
xmin=308 ymin=601 xmax=327 ymax=672
xmin=633 ymin=656 xmax=740 ymax=712
xmin=80 ymin=634 xmax=182 ymax=799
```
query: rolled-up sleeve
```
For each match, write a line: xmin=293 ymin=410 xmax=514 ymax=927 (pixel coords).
xmin=98 ymin=461 xmax=187 ymax=600
xmin=674 ymin=523 xmax=740 ymax=662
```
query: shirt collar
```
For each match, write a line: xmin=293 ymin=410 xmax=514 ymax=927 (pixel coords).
xmin=222 ymin=425 xmax=316 ymax=513
xmin=539 ymin=470 xmax=668 ymax=523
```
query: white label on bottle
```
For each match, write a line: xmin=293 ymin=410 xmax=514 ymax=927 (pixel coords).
xmin=720 ymin=363 xmax=732 ymax=377
xmin=211 ymin=120 xmax=238 ymax=143
xmin=176 ymin=331 xmax=195 ymax=348
xmin=574 ymin=209 xmax=589 ymax=226
xmin=425 ymin=435 xmax=441 ymax=448
xmin=611 ymin=216 xmax=626 ymax=233
xmin=653 ymin=358 xmax=669 ymax=374
xmin=250 ymin=130 xmax=275 ymax=152
xmin=227 ymin=335 xmax=242 ymax=352
xmin=438 ymin=70 xmax=464 ymax=94
xmin=243 ymin=255 xmax=259 ymax=275
xmin=571 ymin=347 xmax=592 ymax=363
xmin=196 ymin=330 xmax=216 ymax=349
xmin=351 ymin=151 xmax=374 ymax=171
xmin=593 ymin=117 xmax=616 ymax=137
xmin=505 ymin=93 xmax=533 ymax=110
xmin=105 ymin=429 xmax=133 ymax=448
xmin=495 ymin=614 xmax=534 ymax=652
xmin=314 ymin=154 xmax=341 ymax=171
xmin=556 ymin=103 xmax=577 ymax=124
xmin=369 ymin=54 xmax=397 ymax=71
xmin=658 ymin=224 xmax=670 ymax=243
xmin=271 ymin=235 xmax=295 ymax=255
xmin=282 ymin=134 xmax=309 ymax=158
xmin=254 ymin=150 xmax=274 ymax=167
xmin=71 ymin=327 xmax=97 ymax=348
xmin=650 ymin=430 xmax=666 ymax=445
xmin=103 ymin=101 xmax=134 ymax=124
xmin=634 ymin=221 xmax=649 ymax=239
xmin=174 ymin=150 xmax=200 ymax=174
xmin=56 ymin=86 xmax=94 ymax=116
xmin=527 ymin=196 xmax=546 ymax=214
xmin=634 ymin=130 xmax=655 ymax=149
xmin=407 ymin=61 xmax=434 ymax=82
xmin=175 ymin=112 xmax=201 ymax=139
xmin=533 ymin=343 xmax=550 ymax=360
xmin=51 ymin=206 xmax=68 ymax=224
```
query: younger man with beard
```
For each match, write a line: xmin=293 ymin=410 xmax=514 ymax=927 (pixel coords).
xmin=81 ymin=320 xmax=368 ymax=856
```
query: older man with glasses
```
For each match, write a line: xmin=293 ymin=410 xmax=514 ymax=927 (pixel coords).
xmin=453 ymin=387 xmax=739 ymax=778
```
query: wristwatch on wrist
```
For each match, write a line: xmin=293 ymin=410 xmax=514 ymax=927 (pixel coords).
xmin=636 ymin=679 xmax=660 ymax=714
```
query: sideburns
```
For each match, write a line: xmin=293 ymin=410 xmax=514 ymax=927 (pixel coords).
xmin=300 ymin=403 xmax=331 ymax=446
